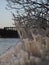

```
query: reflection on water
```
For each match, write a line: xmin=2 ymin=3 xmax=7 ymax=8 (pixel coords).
xmin=0 ymin=38 xmax=20 ymax=55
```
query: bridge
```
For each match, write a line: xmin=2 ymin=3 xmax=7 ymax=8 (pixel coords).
xmin=0 ymin=27 xmax=19 ymax=38
xmin=4 ymin=27 xmax=16 ymax=31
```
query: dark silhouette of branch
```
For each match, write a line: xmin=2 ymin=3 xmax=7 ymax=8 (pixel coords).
xmin=6 ymin=0 xmax=49 ymax=32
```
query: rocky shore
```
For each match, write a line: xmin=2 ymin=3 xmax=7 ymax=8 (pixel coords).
xmin=0 ymin=34 xmax=49 ymax=65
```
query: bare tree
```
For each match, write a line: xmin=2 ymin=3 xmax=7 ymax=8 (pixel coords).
xmin=6 ymin=0 xmax=49 ymax=38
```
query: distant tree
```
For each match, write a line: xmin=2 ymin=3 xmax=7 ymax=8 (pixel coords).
xmin=6 ymin=0 xmax=49 ymax=38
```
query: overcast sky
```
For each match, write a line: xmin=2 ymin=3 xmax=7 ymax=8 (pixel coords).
xmin=0 ymin=0 xmax=14 ymax=28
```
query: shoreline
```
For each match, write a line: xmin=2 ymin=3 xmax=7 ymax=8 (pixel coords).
xmin=0 ymin=36 xmax=49 ymax=65
xmin=0 ymin=38 xmax=20 ymax=56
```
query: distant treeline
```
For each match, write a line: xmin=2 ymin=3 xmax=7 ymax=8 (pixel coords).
xmin=0 ymin=28 xmax=19 ymax=38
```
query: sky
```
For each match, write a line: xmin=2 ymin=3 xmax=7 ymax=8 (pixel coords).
xmin=0 ymin=0 xmax=14 ymax=28
xmin=0 ymin=0 xmax=47 ymax=28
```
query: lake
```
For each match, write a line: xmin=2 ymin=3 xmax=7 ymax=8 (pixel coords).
xmin=0 ymin=38 xmax=20 ymax=55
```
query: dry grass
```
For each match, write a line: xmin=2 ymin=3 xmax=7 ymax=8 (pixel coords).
xmin=0 ymin=34 xmax=49 ymax=65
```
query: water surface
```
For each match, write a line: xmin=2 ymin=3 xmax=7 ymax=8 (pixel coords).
xmin=0 ymin=38 xmax=20 ymax=55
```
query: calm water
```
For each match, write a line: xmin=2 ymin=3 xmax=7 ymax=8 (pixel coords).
xmin=0 ymin=38 xmax=20 ymax=55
